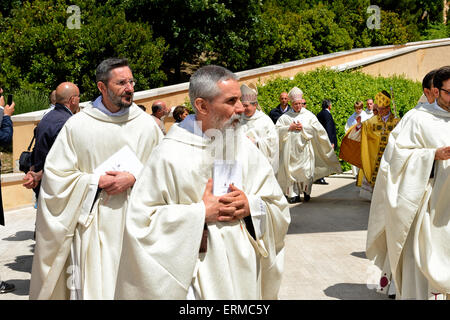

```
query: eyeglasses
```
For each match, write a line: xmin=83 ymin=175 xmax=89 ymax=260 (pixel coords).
xmin=440 ymin=88 xmax=450 ymax=95
xmin=113 ymin=79 xmax=136 ymax=88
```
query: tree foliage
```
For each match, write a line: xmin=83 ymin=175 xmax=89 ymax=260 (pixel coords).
xmin=0 ymin=0 xmax=446 ymax=105
xmin=0 ymin=0 xmax=167 ymax=101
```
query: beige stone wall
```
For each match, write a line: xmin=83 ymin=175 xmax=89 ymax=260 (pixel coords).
xmin=360 ymin=46 xmax=450 ymax=82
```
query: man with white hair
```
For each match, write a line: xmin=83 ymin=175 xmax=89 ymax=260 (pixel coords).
xmin=276 ymin=87 xmax=341 ymax=203
xmin=115 ymin=65 xmax=290 ymax=300
xmin=240 ymin=83 xmax=279 ymax=172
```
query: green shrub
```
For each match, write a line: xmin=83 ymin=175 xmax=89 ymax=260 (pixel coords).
xmin=10 ymin=87 xmax=50 ymax=114
xmin=257 ymin=68 xmax=422 ymax=171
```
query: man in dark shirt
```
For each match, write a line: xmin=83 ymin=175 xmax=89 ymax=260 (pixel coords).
xmin=316 ymin=99 xmax=337 ymax=185
xmin=0 ymin=88 xmax=16 ymax=294
xmin=22 ymin=82 xmax=80 ymax=199
xmin=269 ymin=92 xmax=291 ymax=124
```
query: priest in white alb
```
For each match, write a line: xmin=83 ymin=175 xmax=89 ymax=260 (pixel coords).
xmin=366 ymin=66 xmax=450 ymax=299
xmin=240 ymin=83 xmax=279 ymax=173
xmin=276 ymin=87 xmax=341 ymax=203
xmin=115 ymin=65 xmax=290 ymax=300
xmin=29 ymin=58 xmax=163 ymax=300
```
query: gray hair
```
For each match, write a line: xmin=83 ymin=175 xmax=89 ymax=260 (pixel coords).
xmin=96 ymin=58 xmax=131 ymax=83
xmin=189 ymin=65 xmax=238 ymax=113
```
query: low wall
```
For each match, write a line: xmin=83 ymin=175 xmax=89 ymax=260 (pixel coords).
xmin=3 ymin=38 xmax=450 ymax=210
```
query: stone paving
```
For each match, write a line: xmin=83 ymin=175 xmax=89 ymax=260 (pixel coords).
xmin=0 ymin=173 xmax=389 ymax=300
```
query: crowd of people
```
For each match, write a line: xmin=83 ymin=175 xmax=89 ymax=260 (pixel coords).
xmin=0 ymin=59 xmax=449 ymax=301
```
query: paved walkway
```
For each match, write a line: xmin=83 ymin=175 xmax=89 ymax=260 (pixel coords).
xmin=0 ymin=173 xmax=389 ymax=300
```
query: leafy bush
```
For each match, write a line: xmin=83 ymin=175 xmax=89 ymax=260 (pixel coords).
xmin=11 ymin=88 xmax=50 ymax=114
xmin=257 ymin=68 xmax=422 ymax=171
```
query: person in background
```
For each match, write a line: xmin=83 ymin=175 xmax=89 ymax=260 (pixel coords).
xmin=23 ymin=82 xmax=80 ymax=201
xmin=315 ymin=99 xmax=337 ymax=185
xmin=151 ymin=100 xmax=169 ymax=134
xmin=0 ymin=88 xmax=15 ymax=294
xmin=269 ymin=92 xmax=291 ymax=124
xmin=173 ymin=105 xmax=189 ymax=123
xmin=276 ymin=87 xmax=341 ymax=203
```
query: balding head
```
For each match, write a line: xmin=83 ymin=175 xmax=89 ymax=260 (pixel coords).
xmin=55 ymin=82 xmax=80 ymax=113
xmin=151 ymin=100 xmax=168 ymax=118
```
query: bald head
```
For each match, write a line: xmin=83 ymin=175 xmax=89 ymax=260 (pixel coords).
xmin=151 ymin=100 xmax=168 ymax=118
xmin=55 ymin=82 xmax=80 ymax=113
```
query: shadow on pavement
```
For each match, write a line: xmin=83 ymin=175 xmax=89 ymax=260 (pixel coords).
xmin=324 ymin=283 xmax=389 ymax=300
xmin=351 ymin=251 xmax=367 ymax=259
xmin=2 ymin=231 xmax=35 ymax=242
xmin=287 ymin=182 xmax=371 ymax=234
xmin=5 ymin=255 xmax=33 ymax=274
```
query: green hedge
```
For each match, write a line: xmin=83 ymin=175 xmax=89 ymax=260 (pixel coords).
xmin=257 ymin=68 xmax=422 ymax=171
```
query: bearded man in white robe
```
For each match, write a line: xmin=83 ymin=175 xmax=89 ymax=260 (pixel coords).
xmin=29 ymin=58 xmax=163 ymax=300
xmin=115 ymin=65 xmax=290 ymax=300
xmin=366 ymin=66 xmax=450 ymax=300
xmin=240 ymin=83 xmax=279 ymax=173
xmin=276 ymin=87 xmax=341 ymax=203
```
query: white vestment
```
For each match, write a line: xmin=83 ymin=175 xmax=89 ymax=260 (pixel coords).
xmin=29 ymin=103 xmax=163 ymax=300
xmin=276 ymin=109 xmax=341 ymax=197
xmin=115 ymin=118 xmax=291 ymax=299
xmin=367 ymin=102 xmax=450 ymax=299
xmin=345 ymin=111 xmax=370 ymax=132
xmin=241 ymin=109 xmax=279 ymax=173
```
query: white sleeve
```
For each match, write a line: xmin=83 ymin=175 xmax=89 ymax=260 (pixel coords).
xmin=247 ymin=195 xmax=267 ymax=239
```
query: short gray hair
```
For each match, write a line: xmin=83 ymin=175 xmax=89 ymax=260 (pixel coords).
xmin=189 ymin=65 xmax=238 ymax=113
xmin=96 ymin=58 xmax=131 ymax=83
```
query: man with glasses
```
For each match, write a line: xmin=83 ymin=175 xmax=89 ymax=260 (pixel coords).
xmin=276 ymin=87 xmax=341 ymax=203
xmin=367 ymin=66 xmax=450 ymax=300
xmin=30 ymin=58 xmax=163 ymax=300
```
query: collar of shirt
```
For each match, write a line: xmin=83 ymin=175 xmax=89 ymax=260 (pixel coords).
xmin=280 ymin=105 xmax=290 ymax=113
xmin=92 ymin=95 xmax=129 ymax=117
xmin=433 ymin=99 xmax=448 ymax=112
xmin=381 ymin=111 xmax=391 ymax=123
xmin=54 ymin=103 xmax=73 ymax=115
xmin=178 ymin=114 xmax=206 ymax=138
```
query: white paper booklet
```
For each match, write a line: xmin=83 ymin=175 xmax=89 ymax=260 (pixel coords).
xmin=213 ymin=160 xmax=243 ymax=196
xmin=94 ymin=145 xmax=143 ymax=178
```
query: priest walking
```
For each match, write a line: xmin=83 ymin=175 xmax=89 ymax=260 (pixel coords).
xmin=115 ymin=65 xmax=290 ymax=300
xmin=276 ymin=87 xmax=341 ymax=203
xmin=366 ymin=66 xmax=450 ymax=299
xmin=240 ymin=83 xmax=279 ymax=172
xmin=29 ymin=58 xmax=163 ymax=299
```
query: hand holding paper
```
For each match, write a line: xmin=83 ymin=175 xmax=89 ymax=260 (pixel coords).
xmin=99 ymin=171 xmax=136 ymax=195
